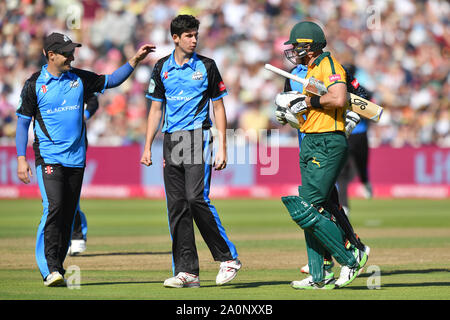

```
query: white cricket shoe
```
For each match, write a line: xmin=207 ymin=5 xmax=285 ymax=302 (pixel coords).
xmin=335 ymin=248 xmax=368 ymax=288
xmin=291 ymin=270 xmax=336 ymax=290
xmin=164 ymin=272 xmax=200 ymax=288
xmin=357 ymin=245 xmax=371 ymax=276
xmin=44 ymin=271 xmax=66 ymax=287
xmin=216 ymin=259 xmax=242 ymax=285
xmin=68 ymin=239 xmax=86 ymax=256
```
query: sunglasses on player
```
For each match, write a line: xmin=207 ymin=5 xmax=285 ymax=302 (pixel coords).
xmin=53 ymin=50 xmax=75 ymax=58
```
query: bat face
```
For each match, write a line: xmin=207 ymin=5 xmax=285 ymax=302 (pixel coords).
xmin=350 ymin=96 xmax=369 ymax=111
xmin=347 ymin=93 xmax=383 ymax=122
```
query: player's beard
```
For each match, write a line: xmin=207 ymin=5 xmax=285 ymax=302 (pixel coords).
xmin=298 ymin=55 xmax=308 ymax=66
xmin=61 ymin=58 xmax=73 ymax=72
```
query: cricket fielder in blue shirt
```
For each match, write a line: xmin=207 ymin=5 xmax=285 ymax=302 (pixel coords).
xmin=141 ymin=15 xmax=241 ymax=288
xmin=15 ymin=32 xmax=155 ymax=287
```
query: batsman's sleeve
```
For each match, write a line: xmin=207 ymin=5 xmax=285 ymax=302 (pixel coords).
xmin=322 ymin=58 xmax=347 ymax=89
xmin=145 ymin=61 xmax=165 ymax=102
xmin=16 ymin=75 xmax=38 ymax=119
xmin=207 ymin=60 xmax=227 ymax=101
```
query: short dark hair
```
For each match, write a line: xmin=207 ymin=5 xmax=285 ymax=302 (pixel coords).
xmin=170 ymin=15 xmax=200 ymax=36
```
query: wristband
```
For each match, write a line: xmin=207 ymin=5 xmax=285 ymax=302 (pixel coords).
xmin=310 ymin=95 xmax=322 ymax=109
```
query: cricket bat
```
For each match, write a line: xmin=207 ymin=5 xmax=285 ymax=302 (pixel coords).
xmin=264 ymin=63 xmax=383 ymax=122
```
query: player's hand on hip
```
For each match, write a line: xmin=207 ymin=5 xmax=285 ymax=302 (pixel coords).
xmin=17 ymin=156 xmax=32 ymax=184
xmin=140 ymin=150 xmax=153 ymax=167
xmin=214 ymin=149 xmax=227 ymax=171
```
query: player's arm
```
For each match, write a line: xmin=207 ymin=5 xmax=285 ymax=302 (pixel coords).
xmin=107 ymin=44 xmax=156 ymax=88
xmin=140 ymin=100 xmax=163 ymax=167
xmin=74 ymin=44 xmax=156 ymax=97
xmin=128 ymin=44 xmax=156 ymax=68
xmin=15 ymin=77 xmax=37 ymax=184
xmin=84 ymin=94 xmax=99 ymax=120
xmin=212 ymin=98 xmax=227 ymax=171
xmin=104 ymin=44 xmax=155 ymax=89
xmin=16 ymin=117 xmax=32 ymax=184
xmin=141 ymin=59 xmax=166 ymax=167
xmin=305 ymin=82 xmax=347 ymax=109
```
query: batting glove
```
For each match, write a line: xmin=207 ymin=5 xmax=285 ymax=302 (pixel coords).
xmin=275 ymin=106 xmax=288 ymax=125
xmin=285 ymin=108 xmax=302 ymax=129
xmin=345 ymin=111 xmax=361 ymax=138
xmin=289 ymin=96 xmax=308 ymax=115
xmin=275 ymin=91 xmax=305 ymax=109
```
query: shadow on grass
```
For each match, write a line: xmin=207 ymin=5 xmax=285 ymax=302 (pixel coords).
xmin=358 ymin=268 xmax=450 ymax=278
xmin=220 ymin=281 xmax=288 ymax=289
xmin=81 ymin=281 xmax=162 ymax=287
xmin=81 ymin=281 xmax=289 ymax=288
xmin=340 ymin=282 xmax=450 ymax=290
xmin=72 ymin=251 xmax=171 ymax=257
xmin=76 ymin=268 xmax=450 ymax=289
xmin=339 ymin=268 xmax=450 ymax=290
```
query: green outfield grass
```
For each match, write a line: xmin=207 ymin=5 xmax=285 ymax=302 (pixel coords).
xmin=0 ymin=198 xmax=449 ymax=301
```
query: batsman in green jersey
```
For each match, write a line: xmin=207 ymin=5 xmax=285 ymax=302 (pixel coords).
xmin=278 ymin=21 xmax=369 ymax=289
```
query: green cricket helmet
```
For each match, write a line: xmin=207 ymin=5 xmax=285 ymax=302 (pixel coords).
xmin=284 ymin=21 xmax=327 ymax=64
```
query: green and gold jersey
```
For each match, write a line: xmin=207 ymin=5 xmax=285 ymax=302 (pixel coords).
xmin=301 ymin=52 xmax=347 ymax=133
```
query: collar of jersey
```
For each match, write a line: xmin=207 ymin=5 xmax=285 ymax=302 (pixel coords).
xmin=167 ymin=51 xmax=197 ymax=71
xmin=41 ymin=64 xmax=71 ymax=84
xmin=309 ymin=51 xmax=330 ymax=68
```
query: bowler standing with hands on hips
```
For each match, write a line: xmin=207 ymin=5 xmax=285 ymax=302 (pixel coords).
xmin=15 ymin=32 xmax=155 ymax=287
xmin=141 ymin=15 xmax=241 ymax=288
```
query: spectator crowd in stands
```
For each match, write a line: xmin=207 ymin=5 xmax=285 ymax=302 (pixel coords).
xmin=0 ymin=0 xmax=448 ymax=147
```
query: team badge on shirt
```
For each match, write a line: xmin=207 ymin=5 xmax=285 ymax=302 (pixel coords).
xmin=328 ymin=74 xmax=342 ymax=82
xmin=41 ymin=85 xmax=47 ymax=93
xmin=70 ymin=80 xmax=79 ymax=88
xmin=164 ymin=71 xmax=169 ymax=79
xmin=44 ymin=165 xmax=54 ymax=175
xmin=148 ymin=79 xmax=155 ymax=94
xmin=351 ymin=78 xmax=359 ymax=89
xmin=192 ymin=71 xmax=203 ymax=80
xmin=218 ymin=81 xmax=226 ymax=91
